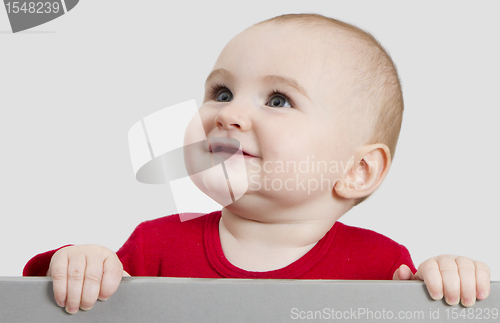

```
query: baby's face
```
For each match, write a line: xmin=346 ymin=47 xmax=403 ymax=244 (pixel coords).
xmin=194 ymin=22 xmax=365 ymax=212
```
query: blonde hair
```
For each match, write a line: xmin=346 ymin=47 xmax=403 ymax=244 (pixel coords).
xmin=257 ymin=13 xmax=404 ymax=205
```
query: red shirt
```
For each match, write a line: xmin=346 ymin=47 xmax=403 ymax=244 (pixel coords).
xmin=24 ymin=210 xmax=416 ymax=279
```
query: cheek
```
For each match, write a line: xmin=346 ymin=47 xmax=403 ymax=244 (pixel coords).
xmin=259 ymin=124 xmax=308 ymax=161
xmin=197 ymin=105 xmax=218 ymax=137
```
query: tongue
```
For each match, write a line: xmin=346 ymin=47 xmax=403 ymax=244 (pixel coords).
xmin=221 ymin=147 xmax=238 ymax=154
xmin=218 ymin=146 xmax=251 ymax=156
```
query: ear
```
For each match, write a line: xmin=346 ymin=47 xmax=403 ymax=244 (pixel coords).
xmin=334 ymin=144 xmax=392 ymax=200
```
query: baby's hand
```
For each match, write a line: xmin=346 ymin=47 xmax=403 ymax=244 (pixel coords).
xmin=47 ymin=244 xmax=128 ymax=314
xmin=393 ymin=255 xmax=490 ymax=307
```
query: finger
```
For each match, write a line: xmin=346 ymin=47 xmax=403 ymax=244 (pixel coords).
xmin=65 ymin=253 xmax=86 ymax=314
xmin=438 ymin=257 xmax=460 ymax=305
xmin=48 ymin=251 xmax=69 ymax=308
xmin=98 ymin=254 xmax=123 ymax=301
xmin=475 ymin=261 xmax=491 ymax=301
xmin=79 ymin=254 xmax=104 ymax=311
xmin=123 ymin=270 xmax=131 ymax=277
xmin=456 ymin=257 xmax=476 ymax=307
xmin=393 ymin=264 xmax=414 ymax=280
xmin=417 ymin=259 xmax=443 ymax=300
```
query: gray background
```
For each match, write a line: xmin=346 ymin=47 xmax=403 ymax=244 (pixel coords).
xmin=0 ymin=0 xmax=499 ymax=280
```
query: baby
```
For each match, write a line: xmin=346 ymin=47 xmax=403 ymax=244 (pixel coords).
xmin=24 ymin=13 xmax=490 ymax=314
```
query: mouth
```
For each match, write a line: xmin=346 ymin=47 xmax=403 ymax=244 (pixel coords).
xmin=208 ymin=140 xmax=258 ymax=158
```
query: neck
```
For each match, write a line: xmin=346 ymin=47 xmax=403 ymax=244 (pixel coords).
xmin=218 ymin=195 xmax=351 ymax=271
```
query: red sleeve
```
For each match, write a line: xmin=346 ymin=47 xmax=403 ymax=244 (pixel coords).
xmin=116 ymin=222 xmax=147 ymax=276
xmin=23 ymin=222 xmax=150 ymax=277
xmin=22 ymin=245 xmax=72 ymax=276
xmin=387 ymin=244 xmax=417 ymax=279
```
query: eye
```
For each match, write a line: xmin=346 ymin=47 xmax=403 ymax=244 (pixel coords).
xmin=267 ymin=94 xmax=291 ymax=108
xmin=216 ymin=89 xmax=233 ymax=102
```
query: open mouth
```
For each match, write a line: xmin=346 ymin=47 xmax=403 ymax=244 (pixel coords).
xmin=213 ymin=145 xmax=251 ymax=156
xmin=208 ymin=140 xmax=257 ymax=158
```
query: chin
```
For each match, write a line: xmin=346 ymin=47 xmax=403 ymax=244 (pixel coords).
xmin=188 ymin=168 xmax=232 ymax=207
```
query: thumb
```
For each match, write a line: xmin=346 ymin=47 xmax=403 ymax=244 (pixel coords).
xmin=393 ymin=264 xmax=415 ymax=280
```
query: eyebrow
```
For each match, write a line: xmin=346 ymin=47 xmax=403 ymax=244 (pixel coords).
xmin=205 ymin=68 xmax=311 ymax=100
xmin=262 ymin=75 xmax=311 ymax=100
xmin=205 ymin=68 xmax=232 ymax=85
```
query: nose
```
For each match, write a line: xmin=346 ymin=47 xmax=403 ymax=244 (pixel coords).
xmin=214 ymin=101 xmax=252 ymax=131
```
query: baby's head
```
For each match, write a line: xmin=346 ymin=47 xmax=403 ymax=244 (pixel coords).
xmin=191 ymin=13 xmax=403 ymax=217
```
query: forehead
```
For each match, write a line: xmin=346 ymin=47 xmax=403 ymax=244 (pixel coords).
xmin=211 ymin=23 xmax=351 ymax=98
xmin=217 ymin=23 xmax=326 ymax=68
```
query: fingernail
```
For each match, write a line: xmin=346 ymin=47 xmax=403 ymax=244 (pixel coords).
xmin=80 ymin=306 xmax=92 ymax=311
xmin=461 ymin=298 xmax=474 ymax=307
xmin=430 ymin=292 xmax=442 ymax=300
xmin=446 ymin=297 xmax=458 ymax=305
xmin=57 ymin=300 xmax=65 ymax=308
xmin=477 ymin=292 xmax=485 ymax=300
xmin=65 ymin=307 xmax=78 ymax=315
xmin=98 ymin=297 xmax=108 ymax=301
